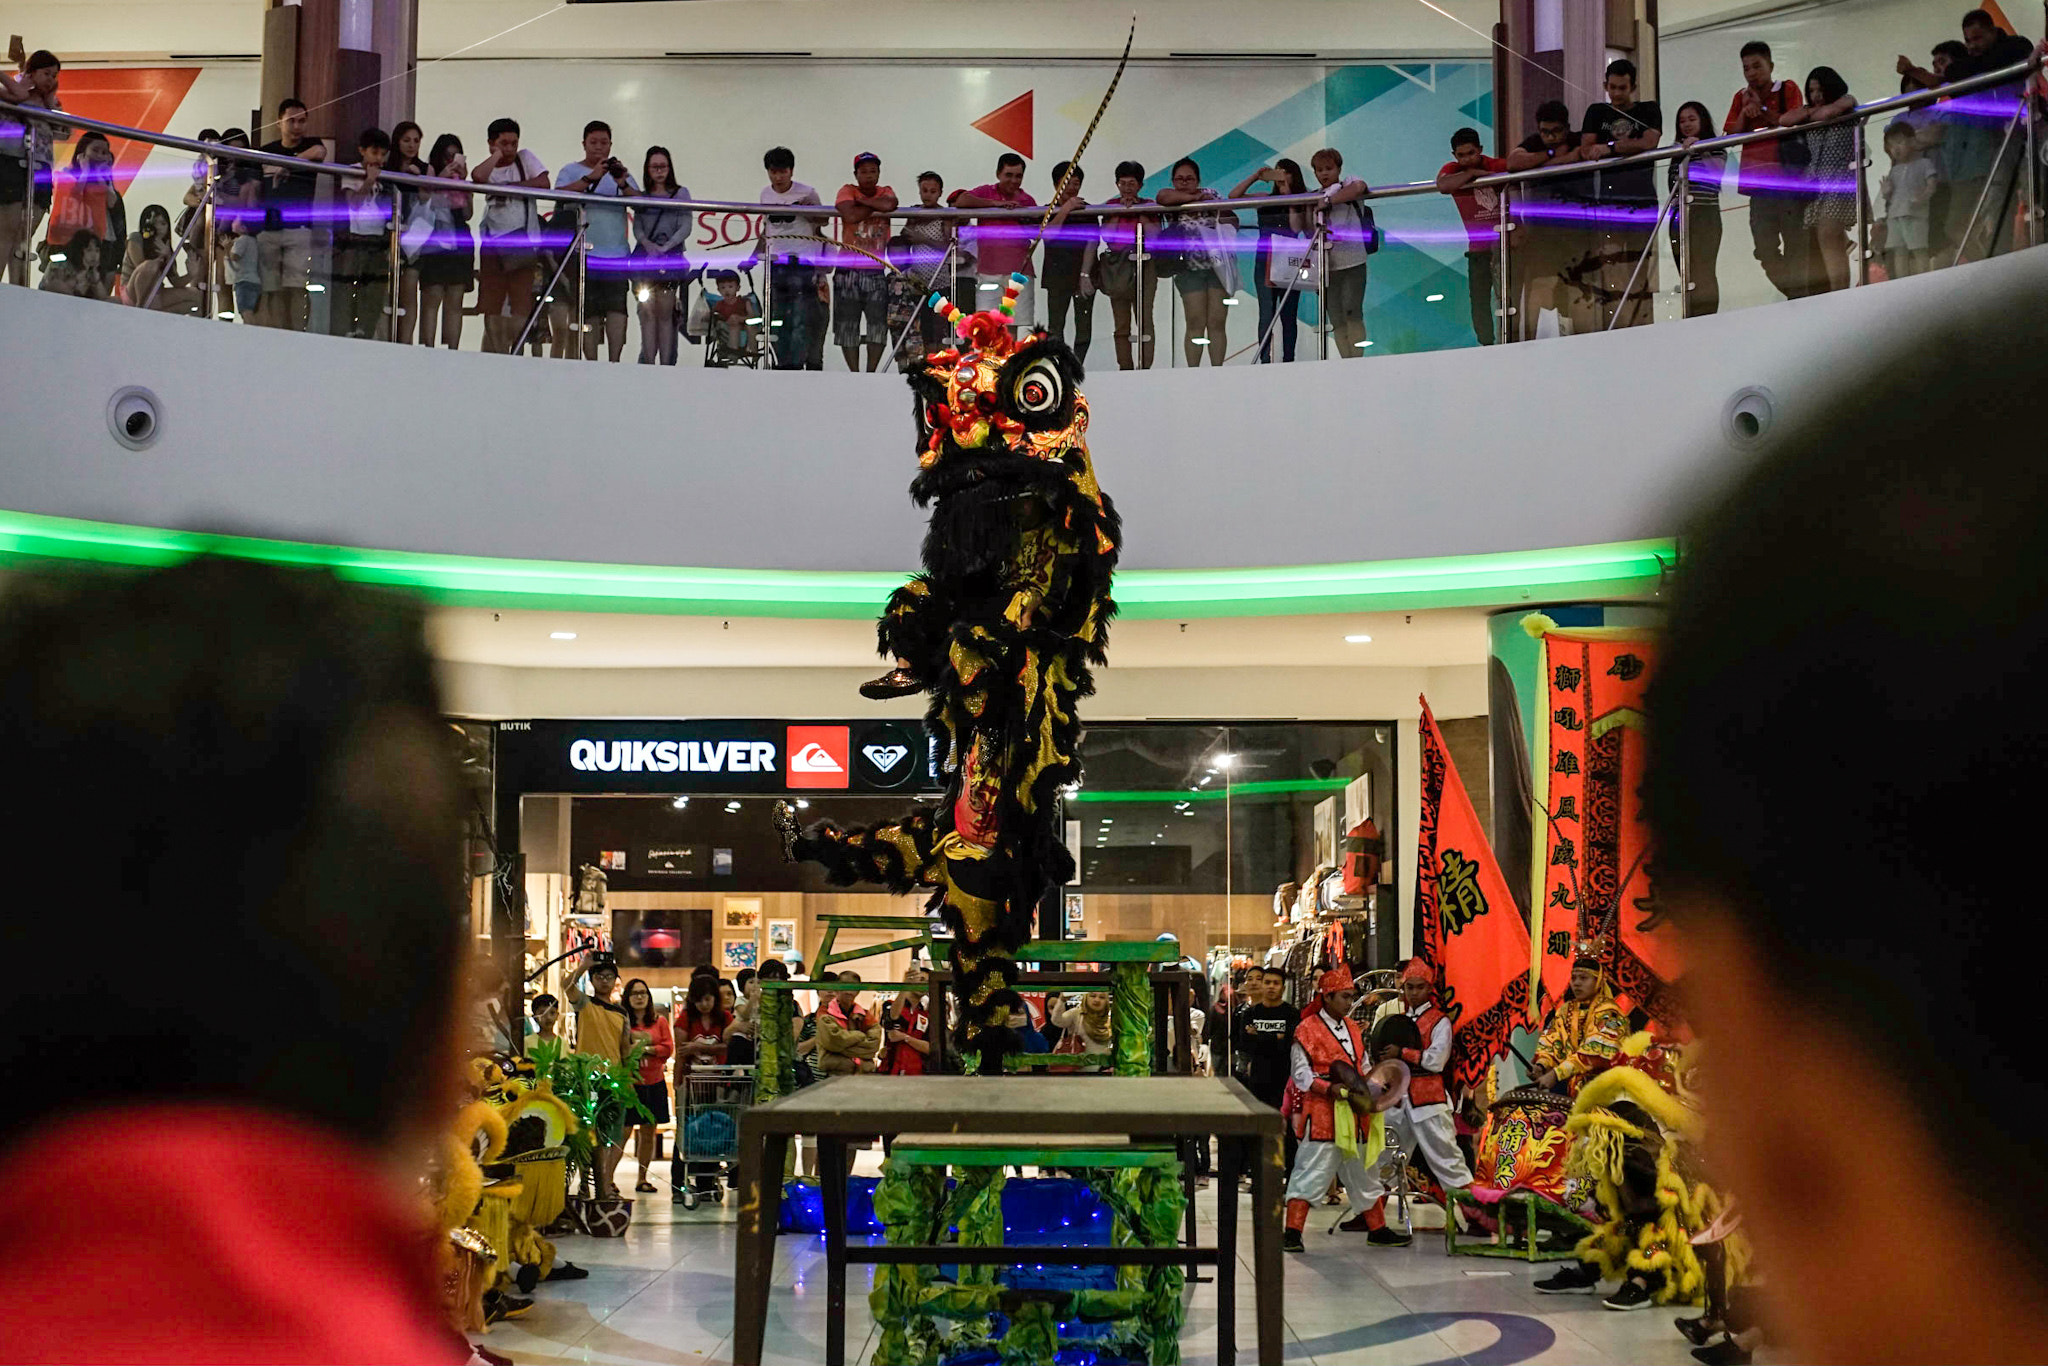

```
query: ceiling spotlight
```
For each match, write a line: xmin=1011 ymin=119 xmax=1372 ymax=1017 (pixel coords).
xmin=550 ymin=631 xmax=578 ymax=640
xmin=1344 ymin=633 xmax=1372 ymax=644
xmin=1220 ymin=296 xmax=1239 ymax=305
xmin=306 ymin=282 xmax=326 ymax=293
xmin=671 ymin=795 xmax=689 ymax=809
xmin=1214 ymin=753 xmax=1237 ymax=770
xmin=724 ymin=800 xmax=742 ymax=813
xmin=745 ymin=315 xmax=765 ymax=325
xmin=1356 ymin=339 xmax=1373 ymax=348
xmin=1425 ymin=293 xmax=1445 ymax=302
xmin=796 ymin=799 xmax=810 ymax=809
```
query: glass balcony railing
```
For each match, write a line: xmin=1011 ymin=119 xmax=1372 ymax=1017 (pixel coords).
xmin=4 ymin=51 xmax=2039 ymax=370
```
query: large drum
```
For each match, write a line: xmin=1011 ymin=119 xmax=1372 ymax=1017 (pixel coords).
xmin=1473 ymin=1086 xmax=1573 ymax=1201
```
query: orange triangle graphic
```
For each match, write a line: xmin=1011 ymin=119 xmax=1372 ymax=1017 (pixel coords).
xmin=53 ymin=68 xmax=202 ymax=196
xmin=971 ymin=90 xmax=1034 ymax=159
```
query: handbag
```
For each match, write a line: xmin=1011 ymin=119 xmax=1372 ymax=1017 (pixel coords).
xmin=1265 ymin=233 xmax=1319 ymax=291
xmin=1095 ymin=249 xmax=1136 ymax=296
xmin=1779 ymin=128 xmax=1814 ymax=169
xmin=399 ymin=199 xmax=435 ymax=262
xmin=1144 ymin=218 xmax=1187 ymax=278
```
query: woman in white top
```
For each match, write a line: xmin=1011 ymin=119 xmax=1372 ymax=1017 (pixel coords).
xmin=633 ymin=146 xmax=693 ymax=365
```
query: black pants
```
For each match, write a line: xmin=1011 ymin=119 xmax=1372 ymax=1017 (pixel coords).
xmin=1045 ymin=280 xmax=1094 ymax=362
xmin=1748 ymin=195 xmax=1811 ymax=300
xmin=1465 ymin=249 xmax=1495 ymax=345
xmin=1674 ymin=203 xmax=1723 ymax=316
xmin=767 ymin=258 xmax=822 ymax=370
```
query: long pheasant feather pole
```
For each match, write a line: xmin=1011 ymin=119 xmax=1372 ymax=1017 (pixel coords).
xmin=1034 ymin=16 xmax=1137 ymax=248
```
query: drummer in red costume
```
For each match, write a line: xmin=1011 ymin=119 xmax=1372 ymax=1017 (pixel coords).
xmin=1349 ymin=959 xmax=1479 ymax=1241
xmin=1281 ymin=966 xmax=1381 ymax=1253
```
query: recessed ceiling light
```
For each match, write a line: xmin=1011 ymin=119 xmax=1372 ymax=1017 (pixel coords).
xmin=796 ymin=799 xmax=810 ymax=809
xmin=1425 ymin=293 xmax=1445 ymax=302
xmin=671 ymin=795 xmax=689 ymax=809
xmin=1214 ymin=753 xmax=1237 ymax=770
xmin=1345 ymin=633 xmax=1372 ymax=644
xmin=550 ymin=631 xmax=578 ymax=640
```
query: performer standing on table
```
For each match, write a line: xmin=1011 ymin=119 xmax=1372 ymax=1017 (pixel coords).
xmin=1530 ymin=942 xmax=1628 ymax=1096
xmin=1352 ymin=959 xmax=1480 ymax=1235
xmin=1281 ymin=966 xmax=1384 ymax=1252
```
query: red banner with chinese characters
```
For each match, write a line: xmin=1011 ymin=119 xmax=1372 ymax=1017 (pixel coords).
xmin=1416 ymin=697 xmax=1531 ymax=1094
xmin=1536 ymin=630 xmax=1683 ymax=1021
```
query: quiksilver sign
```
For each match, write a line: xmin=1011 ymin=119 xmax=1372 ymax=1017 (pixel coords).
xmin=568 ymin=738 xmax=780 ymax=774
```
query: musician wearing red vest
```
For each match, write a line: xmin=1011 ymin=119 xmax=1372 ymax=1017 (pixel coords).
xmin=1281 ymin=965 xmax=1378 ymax=1253
xmin=1349 ymin=958 xmax=1478 ymax=1242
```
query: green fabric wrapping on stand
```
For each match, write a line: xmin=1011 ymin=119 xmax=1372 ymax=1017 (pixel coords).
xmin=757 ymin=989 xmax=794 ymax=1101
xmin=998 ymin=1301 xmax=1059 ymax=1365
xmin=1111 ymin=964 xmax=1151 ymax=1077
xmin=870 ymin=1158 xmax=947 ymax=1366
xmin=1115 ymin=1164 xmax=1188 ymax=1363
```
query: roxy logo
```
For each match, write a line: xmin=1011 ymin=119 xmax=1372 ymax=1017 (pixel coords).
xmin=569 ymin=738 xmax=778 ymax=774
xmin=785 ymin=726 xmax=852 ymax=790
xmin=862 ymin=744 xmax=909 ymax=773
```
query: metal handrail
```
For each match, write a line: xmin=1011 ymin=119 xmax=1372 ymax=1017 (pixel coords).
xmin=5 ymin=50 xmax=2038 ymax=222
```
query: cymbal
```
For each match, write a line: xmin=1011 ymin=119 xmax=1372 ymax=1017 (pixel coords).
xmin=1364 ymin=1059 xmax=1411 ymax=1113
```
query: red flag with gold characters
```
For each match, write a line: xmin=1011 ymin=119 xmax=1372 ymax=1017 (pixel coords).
xmin=1533 ymin=626 xmax=1684 ymax=1021
xmin=1415 ymin=697 xmax=1531 ymax=1095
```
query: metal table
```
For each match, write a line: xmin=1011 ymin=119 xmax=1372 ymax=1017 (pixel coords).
xmin=732 ymin=1074 xmax=1284 ymax=1365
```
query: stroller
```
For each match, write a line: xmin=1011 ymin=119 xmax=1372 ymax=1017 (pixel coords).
xmin=687 ymin=261 xmax=765 ymax=368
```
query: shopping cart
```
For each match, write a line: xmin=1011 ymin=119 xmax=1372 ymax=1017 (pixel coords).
xmin=674 ymin=1063 xmax=754 ymax=1209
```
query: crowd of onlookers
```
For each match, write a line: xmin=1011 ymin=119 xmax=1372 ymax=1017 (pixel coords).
xmin=3 ymin=8 xmax=2041 ymax=364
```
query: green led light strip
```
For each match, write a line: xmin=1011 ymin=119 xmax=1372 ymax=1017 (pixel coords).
xmin=1068 ymin=778 xmax=1350 ymax=803
xmin=0 ymin=509 xmax=1670 ymax=619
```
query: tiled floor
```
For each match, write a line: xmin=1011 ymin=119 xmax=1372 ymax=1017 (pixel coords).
xmin=479 ymin=1163 xmax=1708 ymax=1366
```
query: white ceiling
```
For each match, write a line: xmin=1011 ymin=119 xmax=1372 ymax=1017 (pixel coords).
xmin=427 ymin=605 xmax=1495 ymax=670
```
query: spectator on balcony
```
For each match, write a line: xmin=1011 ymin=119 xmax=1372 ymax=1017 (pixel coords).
xmin=45 ymin=130 xmax=123 ymax=293
xmin=123 ymin=204 xmax=199 ymax=313
xmin=1669 ymin=101 xmax=1727 ymax=314
xmin=0 ymin=48 xmax=63 ymax=288
xmin=415 ymin=133 xmax=474 ymax=349
xmin=1507 ymin=99 xmax=1588 ymax=338
xmin=1726 ymin=41 xmax=1811 ymax=300
xmin=256 ymin=98 xmax=327 ymax=332
xmin=1041 ymin=160 xmax=1097 ymax=363
xmin=387 ymin=121 xmax=426 ymax=343
xmin=834 ymin=152 xmax=897 ymax=372
xmin=331 ymin=126 xmax=395 ymax=340
xmin=1879 ymin=118 xmax=1937 ymax=277
xmin=758 ymin=145 xmax=826 ymax=370
xmin=949 ymin=152 xmax=1038 ymax=331
xmin=894 ymin=170 xmax=958 ymax=359
xmin=1776 ymin=66 xmax=1860 ymax=293
xmin=37 ymin=226 xmax=106 ymax=300
xmin=555 ymin=120 xmax=638 ymax=363
xmin=1309 ymin=147 xmax=1372 ymax=356
xmin=1235 ymin=159 xmax=1308 ymax=361
xmin=228 ymin=215 xmax=260 ymax=323
xmin=1156 ymin=156 xmax=1240 ymax=365
xmin=471 ymin=115 xmax=548 ymax=355
xmin=1434 ymin=131 xmax=1505 ymax=344
xmin=1902 ymin=10 xmax=2035 ymax=262
xmin=1566 ymin=58 xmax=1661 ymax=331
xmin=1097 ymin=159 xmax=1158 ymax=370
xmin=632 ymin=145 xmax=692 ymax=365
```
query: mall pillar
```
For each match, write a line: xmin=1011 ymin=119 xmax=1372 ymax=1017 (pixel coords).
xmin=257 ymin=0 xmax=417 ymax=144
xmin=1495 ymin=0 xmax=1659 ymax=149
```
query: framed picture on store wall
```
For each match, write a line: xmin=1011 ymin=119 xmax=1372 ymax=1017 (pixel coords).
xmin=721 ymin=939 xmax=758 ymax=971
xmin=722 ymin=897 xmax=762 ymax=930
xmin=767 ymin=919 xmax=798 ymax=953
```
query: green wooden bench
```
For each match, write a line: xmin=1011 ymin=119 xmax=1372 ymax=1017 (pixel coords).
xmin=810 ymin=912 xmax=938 ymax=971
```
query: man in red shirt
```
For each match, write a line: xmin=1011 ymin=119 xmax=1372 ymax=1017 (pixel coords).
xmin=882 ymin=963 xmax=934 ymax=1075
xmin=949 ymin=152 xmax=1040 ymax=332
xmin=1435 ymin=127 xmax=1507 ymax=345
xmin=0 ymin=557 xmax=470 ymax=1364
xmin=1723 ymin=39 xmax=1808 ymax=299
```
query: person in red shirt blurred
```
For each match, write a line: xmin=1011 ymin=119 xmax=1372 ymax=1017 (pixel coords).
xmin=670 ymin=979 xmax=731 ymax=1200
xmin=620 ymin=978 xmax=674 ymax=1194
xmin=1434 ymin=128 xmax=1507 ymax=345
xmin=0 ymin=557 xmax=470 ymax=1364
xmin=1724 ymin=39 xmax=1809 ymax=299
xmin=881 ymin=964 xmax=933 ymax=1075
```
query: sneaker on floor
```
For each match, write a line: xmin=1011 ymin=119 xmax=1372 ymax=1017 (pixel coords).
xmin=482 ymin=1291 xmax=533 ymax=1324
xmin=1282 ymin=1229 xmax=1305 ymax=1253
xmin=1366 ymin=1226 xmax=1413 ymax=1247
xmin=1336 ymin=1211 xmax=1375 ymax=1233
xmin=1603 ymin=1279 xmax=1656 ymax=1311
xmin=1675 ymin=1314 xmax=1718 ymax=1346
xmin=543 ymin=1261 xmax=590 ymax=1282
xmin=1535 ymin=1262 xmax=1604 ymax=1294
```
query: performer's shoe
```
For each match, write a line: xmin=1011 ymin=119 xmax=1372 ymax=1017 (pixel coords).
xmin=771 ymin=800 xmax=802 ymax=862
xmin=859 ymin=667 xmax=923 ymax=700
xmin=472 ymin=1345 xmax=515 ymax=1366
xmin=544 ymin=1261 xmax=590 ymax=1282
xmin=1602 ymin=1279 xmax=1656 ymax=1311
xmin=1282 ymin=1229 xmax=1305 ymax=1253
xmin=483 ymin=1291 xmax=534 ymax=1323
xmin=1691 ymin=1338 xmax=1753 ymax=1366
xmin=1675 ymin=1315 xmax=1720 ymax=1346
xmin=1365 ymin=1226 xmax=1413 ymax=1247
xmin=1336 ymin=1211 xmax=1375 ymax=1232
xmin=513 ymin=1261 xmax=540 ymax=1294
xmin=1535 ymin=1262 xmax=1604 ymax=1294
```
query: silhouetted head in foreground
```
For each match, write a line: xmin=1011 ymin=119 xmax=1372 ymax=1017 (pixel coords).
xmin=1650 ymin=300 xmax=2048 ymax=1360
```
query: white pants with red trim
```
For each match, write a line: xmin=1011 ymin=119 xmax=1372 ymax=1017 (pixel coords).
xmin=1283 ymin=1138 xmax=1371 ymax=1214
xmin=1353 ymin=1103 xmax=1473 ymax=1205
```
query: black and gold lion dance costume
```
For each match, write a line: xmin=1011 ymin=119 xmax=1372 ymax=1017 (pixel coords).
xmin=776 ymin=275 xmax=1118 ymax=1074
